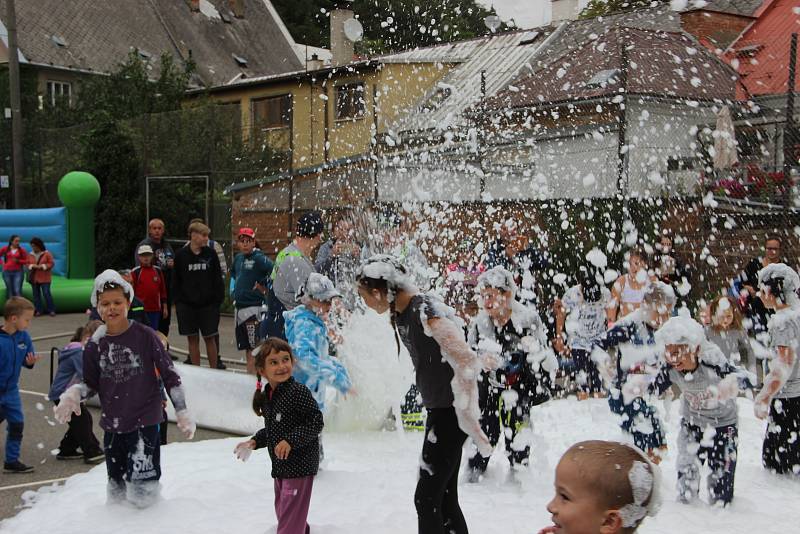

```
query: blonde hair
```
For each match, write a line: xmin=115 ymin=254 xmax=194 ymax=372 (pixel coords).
xmin=562 ymin=440 xmax=659 ymax=531
xmin=188 ymin=221 xmax=210 ymax=236
xmin=3 ymin=297 xmax=34 ymax=319
xmin=709 ymin=296 xmax=743 ymax=332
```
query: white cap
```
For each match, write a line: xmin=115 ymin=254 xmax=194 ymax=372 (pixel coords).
xmin=91 ymin=269 xmax=134 ymax=307
xmin=298 ymin=273 xmax=341 ymax=302
xmin=137 ymin=244 xmax=154 ymax=255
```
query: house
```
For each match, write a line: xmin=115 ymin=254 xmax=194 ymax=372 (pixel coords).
xmin=0 ymin=0 xmax=304 ymax=107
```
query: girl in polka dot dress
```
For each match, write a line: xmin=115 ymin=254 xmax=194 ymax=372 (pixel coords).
xmin=234 ymin=337 xmax=323 ymax=534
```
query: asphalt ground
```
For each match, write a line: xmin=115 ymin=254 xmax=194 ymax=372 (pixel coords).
xmin=0 ymin=311 xmax=244 ymax=520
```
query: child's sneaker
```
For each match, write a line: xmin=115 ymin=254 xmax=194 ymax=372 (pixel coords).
xmin=4 ymin=460 xmax=34 ymax=473
xmin=84 ymin=450 xmax=105 ymax=465
xmin=56 ymin=449 xmax=84 ymax=461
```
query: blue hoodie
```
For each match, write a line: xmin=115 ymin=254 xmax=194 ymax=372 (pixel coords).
xmin=283 ymin=305 xmax=351 ymax=412
xmin=48 ymin=342 xmax=83 ymax=401
xmin=0 ymin=328 xmax=34 ymax=393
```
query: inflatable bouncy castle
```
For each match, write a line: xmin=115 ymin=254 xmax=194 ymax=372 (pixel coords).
xmin=0 ymin=171 xmax=100 ymax=311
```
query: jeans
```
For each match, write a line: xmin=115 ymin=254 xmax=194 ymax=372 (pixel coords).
xmin=31 ymin=283 xmax=55 ymax=314
xmin=2 ymin=270 xmax=23 ymax=298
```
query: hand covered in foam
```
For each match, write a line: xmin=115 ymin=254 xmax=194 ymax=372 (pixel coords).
xmin=621 ymin=374 xmax=654 ymax=404
xmin=176 ymin=409 xmax=196 ymax=440
xmin=234 ymin=440 xmax=255 ymax=462
xmin=54 ymin=384 xmax=83 ymax=424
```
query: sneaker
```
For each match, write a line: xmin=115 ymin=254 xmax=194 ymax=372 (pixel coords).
xmin=216 ymin=359 xmax=227 ymax=370
xmin=466 ymin=468 xmax=483 ymax=483
xmin=84 ymin=451 xmax=105 ymax=465
xmin=34 ymin=311 xmax=42 ymax=317
xmin=49 ymin=312 xmax=56 ymax=317
xmin=4 ymin=460 xmax=34 ymax=473
xmin=56 ymin=450 xmax=84 ymax=460
xmin=183 ymin=357 xmax=192 ymax=365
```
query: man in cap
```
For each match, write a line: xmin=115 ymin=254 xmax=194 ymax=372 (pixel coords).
xmin=261 ymin=211 xmax=324 ymax=340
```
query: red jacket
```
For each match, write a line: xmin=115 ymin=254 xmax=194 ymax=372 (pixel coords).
xmin=28 ymin=251 xmax=54 ymax=284
xmin=0 ymin=245 xmax=28 ymax=272
xmin=131 ymin=265 xmax=167 ymax=312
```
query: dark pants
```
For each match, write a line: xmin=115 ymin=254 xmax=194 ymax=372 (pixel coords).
xmin=763 ymin=395 xmax=800 ymax=474
xmin=158 ymin=292 xmax=172 ymax=337
xmin=54 ymin=400 xmax=102 ymax=458
xmin=416 ymin=407 xmax=468 ymax=534
xmin=572 ymin=348 xmax=603 ymax=394
xmin=31 ymin=282 xmax=55 ymax=314
xmin=677 ymin=420 xmax=738 ymax=505
xmin=469 ymin=376 xmax=530 ymax=473
xmin=145 ymin=312 xmax=160 ymax=331
xmin=104 ymin=425 xmax=161 ymax=506
xmin=608 ymin=386 xmax=666 ymax=451
xmin=0 ymin=389 xmax=24 ymax=463
xmin=2 ymin=270 xmax=23 ymax=297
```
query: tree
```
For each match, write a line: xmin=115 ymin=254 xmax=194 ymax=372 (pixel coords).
xmin=271 ymin=0 xmax=507 ymax=54
xmin=580 ymin=0 xmax=667 ymax=19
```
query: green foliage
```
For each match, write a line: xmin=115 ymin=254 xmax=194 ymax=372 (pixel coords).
xmin=272 ymin=0 xmax=507 ymax=53
xmin=580 ymin=0 xmax=667 ymax=19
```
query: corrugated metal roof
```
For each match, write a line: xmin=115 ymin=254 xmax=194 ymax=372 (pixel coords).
xmin=376 ymin=38 xmax=486 ymax=64
xmin=389 ymin=29 xmax=557 ymax=136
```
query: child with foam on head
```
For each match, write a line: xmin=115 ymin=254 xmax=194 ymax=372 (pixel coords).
xmin=593 ymin=282 xmax=675 ymax=464
xmin=284 ymin=273 xmax=353 ymax=413
xmin=48 ymin=320 xmax=105 ymax=464
xmin=539 ymin=440 xmax=661 ymax=534
xmin=233 ymin=337 xmax=323 ymax=534
xmin=55 ymin=270 xmax=196 ymax=507
xmin=651 ymin=316 xmax=754 ymax=505
xmin=466 ymin=266 xmax=557 ymax=483
xmin=752 ymin=263 xmax=800 ymax=474
xmin=0 ymin=296 xmax=39 ymax=473
xmin=356 ymin=254 xmax=493 ymax=534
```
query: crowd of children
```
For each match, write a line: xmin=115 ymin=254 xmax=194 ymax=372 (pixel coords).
xmin=4 ymin=218 xmax=800 ymax=534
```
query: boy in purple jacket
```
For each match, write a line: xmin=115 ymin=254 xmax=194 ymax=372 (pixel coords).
xmin=55 ymin=270 xmax=196 ymax=507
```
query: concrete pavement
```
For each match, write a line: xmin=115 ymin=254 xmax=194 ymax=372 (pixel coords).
xmin=0 ymin=311 xmax=245 ymax=520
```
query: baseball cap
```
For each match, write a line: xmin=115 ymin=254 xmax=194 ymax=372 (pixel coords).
xmin=238 ymin=227 xmax=256 ymax=239
xmin=296 ymin=211 xmax=324 ymax=237
xmin=137 ymin=244 xmax=154 ymax=255
xmin=298 ymin=273 xmax=341 ymax=302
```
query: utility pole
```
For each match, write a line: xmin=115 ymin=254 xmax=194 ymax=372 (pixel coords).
xmin=7 ymin=0 xmax=24 ymax=208
xmin=784 ymin=33 xmax=797 ymax=197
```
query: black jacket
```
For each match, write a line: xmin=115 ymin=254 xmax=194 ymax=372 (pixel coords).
xmin=252 ymin=377 xmax=323 ymax=479
xmin=171 ymin=245 xmax=224 ymax=307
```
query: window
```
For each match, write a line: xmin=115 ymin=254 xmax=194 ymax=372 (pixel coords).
xmin=46 ymin=80 xmax=72 ymax=107
xmin=335 ymin=82 xmax=366 ymax=121
xmin=251 ymin=94 xmax=292 ymax=131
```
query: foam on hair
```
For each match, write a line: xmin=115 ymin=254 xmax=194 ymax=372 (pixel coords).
xmin=562 ymin=440 xmax=661 ymax=530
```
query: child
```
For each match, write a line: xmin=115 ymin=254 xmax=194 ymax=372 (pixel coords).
xmin=284 ymin=273 xmax=352 ymax=414
xmin=55 ymin=270 xmax=196 ymax=507
xmin=231 ymin=227 xmax=273 ymax=374
xmin=0 ymin=296 xmax=38 ymax=473
xmin=356 ymin=254 xmax=491 ymax=534
xmin=594 ymin=282 xmax=674 ymax=464
xmin=233 ymin=337 xmax=323 ymax=534
xmin=555 ymin=266 xmax=613 ymax=400
xmin=539 ymin=440 xmax=661 ymax=534
xmin=48 ymin=320 xmax=105 ymax=464
xmin=752 ymin=263 xmax=800 ymax=474
xmin=131 ymin=244 xmax=168 ymax=331
xmin=466 ymin=266 xmax=556 ymax=482
xmin=651 ymin=316 xmax=754 ymax=505
xmin=705 ymin=296 xmax=758 ymax=381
